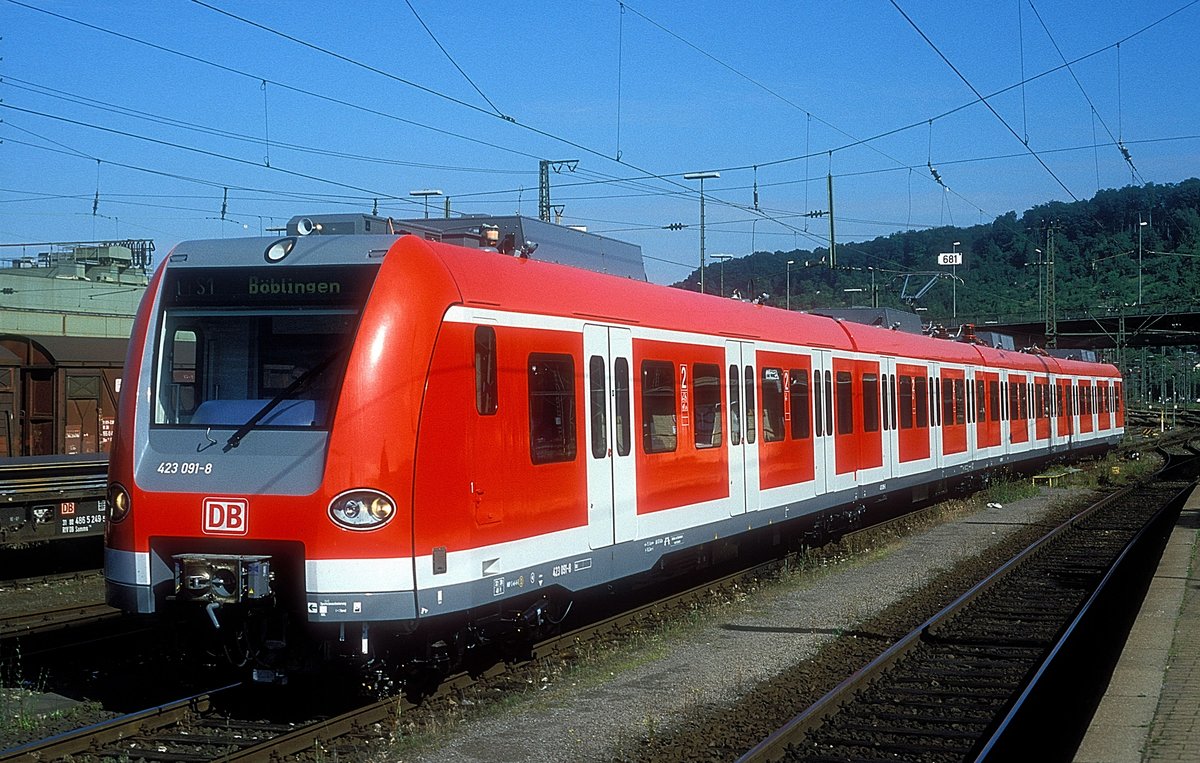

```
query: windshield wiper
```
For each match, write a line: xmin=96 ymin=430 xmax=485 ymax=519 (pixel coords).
xmin=223 ymin=349 xmax=345 ymax=452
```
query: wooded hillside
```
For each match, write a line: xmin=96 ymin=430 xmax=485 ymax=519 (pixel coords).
xmin=674 ymin=180 xmax=1200 ymax=324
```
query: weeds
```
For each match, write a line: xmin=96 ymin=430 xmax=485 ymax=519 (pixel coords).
xmin=981 ymin=473 xmax=1040 ymax=505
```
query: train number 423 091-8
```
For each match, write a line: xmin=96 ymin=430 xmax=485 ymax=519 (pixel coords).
xmin=157 ymin=461 xmax=213 ymax=475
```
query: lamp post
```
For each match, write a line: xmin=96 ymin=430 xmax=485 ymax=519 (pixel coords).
xmin=1030 ymin=248 xmax=1043 ymax=312
xmin=1138 ymin=216 xmax=1148 ymax=304
xmin=409 ymin=188 xmax=443 ymax=218
xmin=683 ymin=171 xmax=720 ymax=293
xmin=786 ymin=259 xmax=795 ymax=310
xmin=951 ymin=241 xmax=960 ymax=323
xmin=712 ymin=254 xmax=731 ymax=297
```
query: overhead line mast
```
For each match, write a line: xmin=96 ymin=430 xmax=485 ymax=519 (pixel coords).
xmin=539 ymin=160 xmax=578 ymax=223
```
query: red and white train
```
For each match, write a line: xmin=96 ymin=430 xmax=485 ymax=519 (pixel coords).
xmin=104 ymin=217 xmax=1123 ymax=682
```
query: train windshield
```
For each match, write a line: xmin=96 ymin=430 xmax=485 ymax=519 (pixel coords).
xmin=152 ymin=265 xmax=378 ymax=430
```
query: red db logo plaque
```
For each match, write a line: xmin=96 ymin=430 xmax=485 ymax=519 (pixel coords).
xmin=203 ymin=497 xmax=248 ymax=535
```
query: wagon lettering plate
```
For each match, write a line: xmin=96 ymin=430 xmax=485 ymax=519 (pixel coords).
xmin=203 ymin=497 xmax=248 ymax=535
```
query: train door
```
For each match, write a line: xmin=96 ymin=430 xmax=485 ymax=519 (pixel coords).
xmin=1098 ymin=380 xmax=1113 ymax=431
xmin=963 ymin=367 xmax=975 ymax=460
xmin=881 ymin=358 xmax=899 ymax=484
xmin=725 ymin=341 xmax=760 ymax=515
xmin=0 ymin=367 xmax=14 ymax=457
xmin=940 ymin=366 xmax=969 ymax=465
xmin=1078 ymin=380 xmax=1094 ymax=436
xmin=808 ymin=350 xmax=834 ymax=498
xmin=927 ymin=365 xmax=943 ymax=468
xmin=1115 ymin=382 xmax=1125 ymax=428
xmin=1033 ymin=376 xmax=1051 ymax=443
xmin=1056 ymin=377 xmax=1074 ymax=446
xmin=584 ymin=325 xmax=636 ymax=549
xmin=825 ymin=354 xmax=863 ymax=495
xmin=99 ymin=369 xmax=120 ymax=452
xmin=976 ymin=371 xmax=1002 ymax=455
xmin=755 ymin=351 xmax=817 ymax=501
xmin=65 ymin=374 xmax=101 ymax=454
xmin=22 ymin=368 xmax=56 ymax=456
xmin=1007 ymin=373 xmax=1029 ymax=451
xmin=894 ymin=362 xmax=933 ymax=477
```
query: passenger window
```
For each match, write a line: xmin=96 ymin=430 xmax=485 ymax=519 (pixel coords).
xmin=813 ymin=369 xmax=824 ymax=437
xmin=915 ymin=376 xmax=928 ymax=428
xmin=954 ymin=379 xmax=965 ymax=425
xmin=474 ymin=326 xmax=498 ymax=415
xmin=824 ymin=370 xmax=833 ymax=435
xmin=899 ymin=375 xmax=914 ymax=429
xmin=761 ymin=368 xmax=784 ymax=443
xmin=881 ymin=373 xmax=891 ymax=432
xmin=729 ymin=365 xmax=742 ymax=446
xmin=942 ymin=378 xmax=954 ymax=425
xmin=863 ymin=373 xmax=879 ymax=433
xmin=931 ymin=377 xmax=940 ymax=426
xmin=614 ymin=358 xmax=631 ymax=457
xmin=528 ymin=353 xmax=576 ymax=464
xmin=588 ymin=355 xmax=607 ymax=459
xmin=642 ymin=360 xmax=676 ymax=454
xmin=890 ymin=374 xmax=898 ymax=430
xmin=744 ymin=366 xmax=757 ymax=444
xmin=789 ymin=369 xmax=810 ymax=440
xmin=693 ymin=363 xmax=722 ymax=449
xmin=836 ymin=371 xmax=853 ymax=435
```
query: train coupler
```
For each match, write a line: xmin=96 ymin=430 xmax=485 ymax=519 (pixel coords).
xmin=170 ymin=553 xmax=274 ymax=604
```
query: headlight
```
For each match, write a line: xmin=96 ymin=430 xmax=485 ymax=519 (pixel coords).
xmin=329 ymin=489 xmax=395 ymax=531
xmin=108 ymin=483 xmax=131 ymax=523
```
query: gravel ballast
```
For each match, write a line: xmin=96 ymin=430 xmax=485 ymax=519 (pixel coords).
xmin=393 ymin=476 xmax=1119 ymax=762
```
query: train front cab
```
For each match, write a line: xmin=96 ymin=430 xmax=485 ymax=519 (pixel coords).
xmin=105 ymin=234 xmax=466 ymax=653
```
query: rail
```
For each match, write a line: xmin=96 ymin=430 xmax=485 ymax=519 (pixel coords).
xmin=736 ymin=450 xmax=1197 ymax=762
xmin=0 ymin=602 xmax=119 ymax=640
xmin=0 ymin=685 xmax=239 ymax=762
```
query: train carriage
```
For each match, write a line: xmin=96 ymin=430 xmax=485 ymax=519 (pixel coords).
xmin=1 ymin=333 xmax=125 ymax=544
xmin=103 ymin=228 xmax=1123 ymax=683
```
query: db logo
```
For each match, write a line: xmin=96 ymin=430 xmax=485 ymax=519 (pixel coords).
xmin=203 ymin=497 xmax=249 ymax=535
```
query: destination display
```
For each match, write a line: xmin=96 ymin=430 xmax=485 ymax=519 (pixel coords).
xmin=163 ymin=265 xmax=379 ymax=308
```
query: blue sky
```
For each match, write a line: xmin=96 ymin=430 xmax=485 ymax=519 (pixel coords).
xmin=2 ymin=0 xmax=1197 ymax=283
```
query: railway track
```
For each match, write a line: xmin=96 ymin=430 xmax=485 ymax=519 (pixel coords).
xmin=2 ymin=448 xmax=1187 ymax=761
xmin=0 ymin=602 xmax=120 ymax=640
xmin=0 ymin=542 xmax=836 ymax=762
xmin=0 ymin=684 xmax=245 ymax=762
xmin=0 ymin=569 xmax=102 ymax=591
xmin=736 ymin=451 xmax=1198 ymax=762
